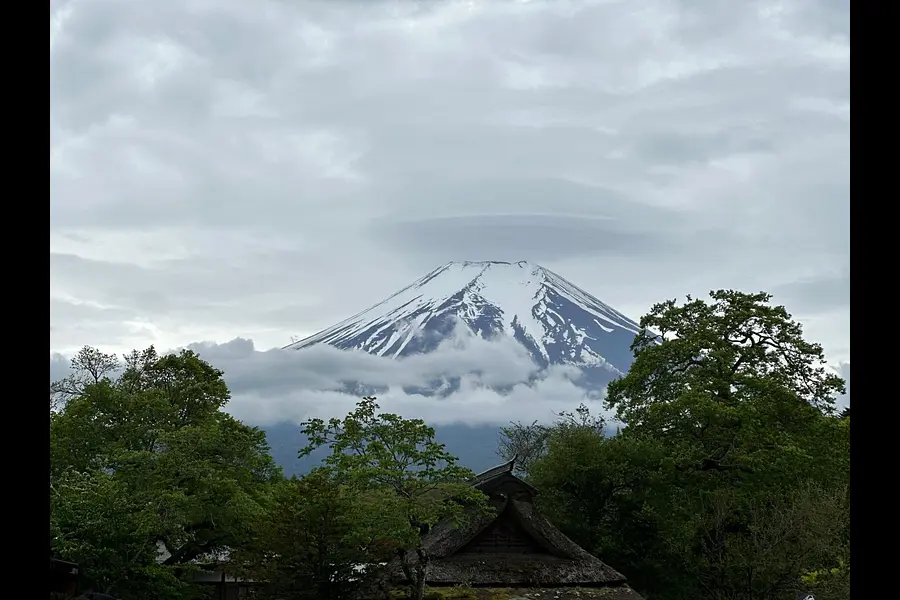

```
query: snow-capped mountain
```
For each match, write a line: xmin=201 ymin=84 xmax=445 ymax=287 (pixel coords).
xmin=285 ymin=260 xmax=643 ymax=383
xmin=267 ymin=261 xmax=649 ymax=475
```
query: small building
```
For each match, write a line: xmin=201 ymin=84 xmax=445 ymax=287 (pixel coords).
xmin=191 ymin=566 xmax=258 ymax=600
xmin=155 ymin=544 xmax=259 ymax=600
xmin=393 ymin=459 xmax=644 ymax=598
xmin=50 ymin=557 xmax=80 ymax=596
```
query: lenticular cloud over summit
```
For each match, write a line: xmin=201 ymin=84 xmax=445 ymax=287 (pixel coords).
xmin=198 ymin=261 xmax=642 ymax=427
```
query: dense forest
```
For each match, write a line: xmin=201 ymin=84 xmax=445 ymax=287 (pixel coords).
xmin=50 ymin=290 xmax=850 ymax=600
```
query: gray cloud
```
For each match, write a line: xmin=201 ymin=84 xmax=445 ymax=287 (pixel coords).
xmin=49 ymin=327 xmax=610 ymax=428
xmin=376 ymin=214 xmax=680 ymax=264
xmin=185 ymin=323 xmax=608 ymax=427
xmin=48 ymin=333 xmax=851 ymax=428
xmin=50 ymin=0 xmax=849 ymax=369
xmin=772 ymin=267 xmax=849 ymax=314
xmin=50 ymin=353 xmax=73 ymax=385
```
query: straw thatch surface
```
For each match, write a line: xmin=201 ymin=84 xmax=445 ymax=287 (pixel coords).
xmin=399 ymin=497 xmax=625 ymax=587
xmin=389 ymin=459 xmax=630 ymax=589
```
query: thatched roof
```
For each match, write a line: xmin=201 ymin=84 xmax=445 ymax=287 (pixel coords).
xmin=470 ymin=458 xmax=537 ymax=498
xmin=391 ymin=459 xmax=630 ymax=588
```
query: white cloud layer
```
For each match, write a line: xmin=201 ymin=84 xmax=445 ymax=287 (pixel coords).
xmin=50 ymin=1 xmax=850 ymax=401
xmin=49 ymin=328 xmax=849 ymax=430
xmin=50 ymin=326 xmax=611 ymax=427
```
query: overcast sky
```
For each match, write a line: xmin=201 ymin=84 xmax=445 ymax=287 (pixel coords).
xmin=50 ymin=0 xmax=849 ymax=422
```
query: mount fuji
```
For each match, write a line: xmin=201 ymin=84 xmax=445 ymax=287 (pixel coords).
xmin=266 ymin=261 xmax=646 ymax=475
xmin=285 ymin=260 xmax=643 ymax=389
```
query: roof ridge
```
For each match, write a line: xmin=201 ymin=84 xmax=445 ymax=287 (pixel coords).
xmin=471 ymin=456 xmax=516 ymax=482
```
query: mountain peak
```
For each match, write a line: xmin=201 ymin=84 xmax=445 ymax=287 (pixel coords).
xmin=286 ymin=261 xmax=641 ymax=380
xmin=432 ymin=260 xmax=540 ymax=278
xmin=446 ymin=260 xmax=533 ymax=267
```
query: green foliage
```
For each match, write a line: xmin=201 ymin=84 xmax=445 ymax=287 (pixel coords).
xmin=50 ymin=469 xmax=186 ymax=599
xmin=519 ymin=291 xmax=850 ymax=600
xmin=50 ymin=345 xmax=282 ymax=599
xmin=51 ymin=288 xmax=850 ymax=600
xmin=50 ymin=345 xmax=121 ymax=413
xmin=300 ymin=396 xmax=490 ymax=600
xmin=497 ymin=403 xmax=606 ymax=476
xmin=801 ymin=557 xmax=850 ymax=600
xmin=232 ymin=469 xmax=399 ymax=600
xmin=497 ymin=419 xmax=550 ymax=476
xmin=604 ymin=290 xmax=848 ymax=500
xmin=525 ymin=416 xmax=677 ymax=595
xmin=608 ymin=290 xmax=844 ymax=427
xmin=528 ymin=411 xmax=850 ymax=600
xmin=682 ymin=482 xmax=850 ymax=600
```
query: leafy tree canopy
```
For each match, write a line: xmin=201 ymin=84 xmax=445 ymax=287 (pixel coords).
xmin=606 ymin=290 xmax=846 ymax=488
xmin=50 ymin=346 xmax=281 ymax=599
xmin=300 ymin=396 xmax=489 ymax=600
xmin=609 ymin=290 xmax=844 ymax=420
xmin=231 ymin=468 xmax=404 ymax=600
xmin=509 ymin=290 xmax=850 ymax=600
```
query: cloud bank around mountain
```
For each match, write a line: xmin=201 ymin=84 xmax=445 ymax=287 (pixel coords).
xmin=195 ymin=324 xmax=615 ymax=427
xmin=50 ymin=323 xmax=609 ymax=427
xmin=50 ymin=329 xmax=850 ymax=429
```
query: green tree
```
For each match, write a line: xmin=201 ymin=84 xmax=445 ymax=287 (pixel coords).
xmin=497 ymin=403 xmax=606 ymax=476
xmin=50 ymin=346 xmax=120 ymax=413
xmin=233 ymin=469 xmax=406 ymax=600
xmin=524 ymin=291 xmax=850 ymax=600
xmin=608 ymin=289 xmax=844 ymax=419
xmin=50 ymin=469 xmax=187 ymax=599
xmin=523 ymin=409 xmax=680 ymax=597
xmin=496 ymin=419 xmax=550 ymax=476
xmin=685 ymin=481 xmax=850 ymax=600
xmin=299 ymin=396 xmax=489 ymax=600
xmin=606 ymin=290 xmax=845 ymax=484
xmin=50 ymin=346 xmax=282 ymax=597
xmin=528 ymin=413 xmax=850 ymax=600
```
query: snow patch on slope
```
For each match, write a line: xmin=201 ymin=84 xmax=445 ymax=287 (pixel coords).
xmin=286 ymin=261 xmax=644 ymax=376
